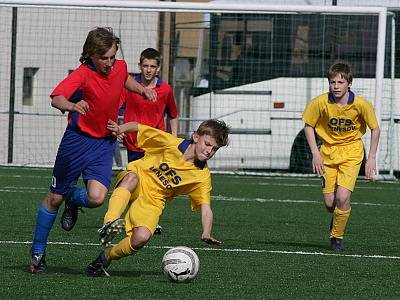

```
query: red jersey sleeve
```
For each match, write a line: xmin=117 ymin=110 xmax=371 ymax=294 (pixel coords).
xmin=50 ymin=65 xmax=86 ymax=99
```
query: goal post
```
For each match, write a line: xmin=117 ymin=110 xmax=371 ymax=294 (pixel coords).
xmin=0 ymin=0 xmax=396 ymax=178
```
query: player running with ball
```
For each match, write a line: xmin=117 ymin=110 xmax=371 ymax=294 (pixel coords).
xmin=85 ymin=119 xmax=230 ymax=276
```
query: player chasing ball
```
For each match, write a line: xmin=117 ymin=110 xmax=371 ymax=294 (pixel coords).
xmin=29 ymin=27 xmax=156 ymax=275
xmin=85 ymin=118 xmax=230 ymax=276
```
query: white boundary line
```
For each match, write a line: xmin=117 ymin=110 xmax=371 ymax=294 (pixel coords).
xmin=211 ymin=195 xmax=400 ymax=208
xmin=0 ymin=186 xmax=398 ymax=207
xmin=2 ymin=240 xmax=400 ymax=260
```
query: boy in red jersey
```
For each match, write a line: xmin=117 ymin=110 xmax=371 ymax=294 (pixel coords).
xmin=303 ymin=62 xmax=380 ymax=251
xmin=30 ymin=27 xmax=156 ymax=275
xmin=86 ymin=119 xmax=230 ymax=277
xmin=122 ymin=48 xmax=178 ymax=163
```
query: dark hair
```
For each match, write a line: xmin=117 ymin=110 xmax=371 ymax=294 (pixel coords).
xmin=327 ymin=62 xmax=353 ymax=84
xmin=139 ymin=48 xmax=161 ymax=65
xmin=196 ymin=119 xmax=230 ymax=148
xmin=79 ymin=27 xmax=120 ymax=64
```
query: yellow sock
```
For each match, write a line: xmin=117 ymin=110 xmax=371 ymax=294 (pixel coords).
xmin=104 ymin=187 xmax=131 ymax=224
xmin=330 ymin=207 xmax=351 ymax=239
xmin=105 ymin=236 xmax=136 ymax=261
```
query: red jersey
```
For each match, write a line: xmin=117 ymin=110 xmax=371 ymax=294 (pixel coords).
xmin=50 ymin=60 xmax=128 ymax=138
xmin=122 ymin=74 xmax=178 ymax=152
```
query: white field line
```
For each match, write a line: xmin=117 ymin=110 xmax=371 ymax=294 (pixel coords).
xmin=0 ymin=187 xmax=397 ymax=207
xmin=1 ymin=240 xmax=400 ymax=260
xmin=2 ymin=172 xmax=397 ymax=187
xmin=252 ymin=182 xmax=384 ymax=190
xmin=211 ymin=195 xmax=400 ymax=208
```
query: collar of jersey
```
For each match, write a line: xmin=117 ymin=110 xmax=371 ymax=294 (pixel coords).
xmin=328 ymin=90 xmax=355 ymax=104
xmin=178 ymin=139 xmax=206 ymax=169
xmin=84 ymin=59 xmax=96 ymax=71
xmin=134 ymin=73 xmax=162 ymax=86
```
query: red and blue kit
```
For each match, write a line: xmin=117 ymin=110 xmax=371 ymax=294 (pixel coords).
xmin=51 ymin=59 xmax=128 ymax=138
xmin=50 ymin=60 xmax=128 ymax=193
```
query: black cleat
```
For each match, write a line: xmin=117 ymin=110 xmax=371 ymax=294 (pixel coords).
xmin=85 ymin=251 xmax=111 ymax=277
xmin=330 ymin=237 xmax=344 ymax=251
xmin=98 ymin=219 xmax=125 ymax=247
xmin=154 ymin=224 xmax=163 ymax=235
xmin=61 ymin=200 xmax=80 ymax=231
xmin=30 ymin=253 xmax=48 ymax=275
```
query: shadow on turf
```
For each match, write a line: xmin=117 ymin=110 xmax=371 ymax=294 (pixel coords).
xmin=18 ymin=264 xmax=160 ymax=277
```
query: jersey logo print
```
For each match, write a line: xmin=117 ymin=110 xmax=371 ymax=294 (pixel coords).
xmin=149 ymin=162 xmax=182 ymax=189
xmin=328 ymin=117 xmax=355 ymax=132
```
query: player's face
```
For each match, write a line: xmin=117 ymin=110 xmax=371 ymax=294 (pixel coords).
xmin=329 ymin=74 xmax=351 ymax=102
xmin=192 ymin=133 xmax=219 ymax=161
xmin=139 ymin=58 xmax=160 ymax=83
xmin=90 ymin=44 xmax=117 ymax=76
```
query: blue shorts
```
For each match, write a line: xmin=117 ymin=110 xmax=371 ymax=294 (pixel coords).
xmin=50 ymin=126 xmax=116 ymax=195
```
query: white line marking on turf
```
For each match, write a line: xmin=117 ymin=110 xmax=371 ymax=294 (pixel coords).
xmin=2 ymin=240 xmax=400 ymax=260
xmin=1 ymin=186 xmax=395 ymax=208
xmin=211 ymin=195 xmax=400 ymax=207
xmin=252 ymin=182 xmax=383 ymax=190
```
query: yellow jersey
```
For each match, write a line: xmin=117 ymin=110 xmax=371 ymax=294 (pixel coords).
xmin=126 ymin=124 xmax=212 ymax=211
xmin=302 ymin=91 xmax=378 ymax=146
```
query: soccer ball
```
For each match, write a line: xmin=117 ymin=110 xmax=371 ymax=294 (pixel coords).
xmin=162 ymin=246 xmax=200 ymax=283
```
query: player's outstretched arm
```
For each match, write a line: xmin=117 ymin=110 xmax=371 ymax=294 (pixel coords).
xmin=200 ymin=204 xmax=222 ymax=245
xmin=365 ymin=127 xmax=381 ymax=180
xmin=107 ymin=120 xmax=139 ymax=136
xmin=125 ymin=74 xmax=157 ymax=102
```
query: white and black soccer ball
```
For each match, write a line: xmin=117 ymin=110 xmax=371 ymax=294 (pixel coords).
xmin=162 ymin=246 xmax=200 ymax=283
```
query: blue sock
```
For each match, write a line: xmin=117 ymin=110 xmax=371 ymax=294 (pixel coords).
xmin=31 ymin=203 xmax=57 ymax=254
xmin=67 ymin=187 xmax=89 ymax=208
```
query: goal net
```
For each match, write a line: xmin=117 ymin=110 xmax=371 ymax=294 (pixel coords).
xmin=0 ymin=1 xmax=397 ymax=177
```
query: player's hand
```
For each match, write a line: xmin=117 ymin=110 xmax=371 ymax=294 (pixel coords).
xmin=312 ymin=153 xmax=324 ymax=176
xmin=201 ymin=235 xmax=222 ymax=245
xmin=365 ymin=157 xmax=376 ymax=180
xmin=142 ymin=87 xmax=157 ymax=102
xmin=72 ymin=100 xmax=89 ymax=115
xmin=107 ymin=119 xmax=120 ymax=135
xmin=116 ymin=132 xmax=126 ymax=143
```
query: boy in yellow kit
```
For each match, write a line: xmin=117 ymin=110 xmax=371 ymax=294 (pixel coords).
xmin=85 ymin=119 xmax=230 ymax=276
xmin=303 ymin=62 xmax=380 ymax=251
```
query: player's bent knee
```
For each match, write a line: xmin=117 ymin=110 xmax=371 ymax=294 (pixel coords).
xmin=120 ymin=172 xmax=139 ymax=192
xmin=131 ymin=227 xmax=151 ymax=249
xmin=335 ymin=195 xmax=350 ymax=209
xmin=87 ymin=191 xmax=107 ymax=207
xmin=45 ymin=192 xmax=64 ymax=210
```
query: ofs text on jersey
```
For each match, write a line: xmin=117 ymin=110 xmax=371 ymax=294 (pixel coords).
xmin=328 ymin=117 xmax=356 ymax=132
xmin=149 ymin=163 xmax=182 ymax=189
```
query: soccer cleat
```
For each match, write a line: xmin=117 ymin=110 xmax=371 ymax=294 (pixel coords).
xmin=98 ymin=219 xmax=125 ymax=247
xmin=154 ymin=224 xmax=163 ymax=235
xmin=30 ymin=253 xmax=48 ymax=275
xmin=60 ymin=200 xmax=81 ymax=231
xmin=330 ymin=237 xmax=344 ymax=251
xmin=85 ymin=251 xmax=111 ymax=277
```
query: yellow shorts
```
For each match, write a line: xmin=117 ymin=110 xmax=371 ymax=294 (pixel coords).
xmin=115 ymin=168 xmax=165 ymax=236
xmin=320 ymin=140 xmax=364 ymax=193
